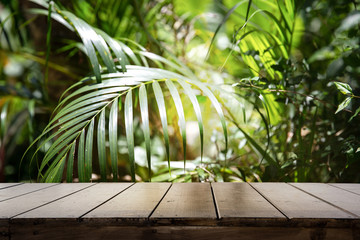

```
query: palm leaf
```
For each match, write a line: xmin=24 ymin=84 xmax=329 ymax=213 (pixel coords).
xmin=124 ymin=89 xmax=135 ymax=181
xmin=139 ymin=85 xmax=151 ymax=180
xmin=27 ymin=66 xmax=228 ymax=182
xmin=109 ymin=97 xmax=118 ymax=181
xmin=97 ymin=111 xmax=106 ymax=181
xmin=152 ymin=81 xmax=171 ymax=171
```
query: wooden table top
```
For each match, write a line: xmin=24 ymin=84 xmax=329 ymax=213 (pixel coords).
xmin=0 ymin=182 xmax=359 ymax=240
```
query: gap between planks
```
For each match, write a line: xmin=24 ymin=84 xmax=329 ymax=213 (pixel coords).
xmin=0 ymin=183 xmax=24 ymax=190
xmin=78 ymin=183 xmax=135 ymax=219
xmin=0 ymin=183 xmax=60 ymax=203
xmin=210 ymin=183 xmax=220 ymax=220
xmin=328 ymin=184 xmax=360 ymax=196
xmin=288 ymin=183 xmax=359 ymax=218
xmin=146 ymin=183 xmax=173 ymax=219
xmin=248 ymin=183 xmax=289 ymax=220
xmin=9 ymin=183 xmax=96 ymax=219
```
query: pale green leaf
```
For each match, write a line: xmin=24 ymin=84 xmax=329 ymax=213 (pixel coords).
xmin=109 ymin=98 xmax=118 ymax=181
xmin=336 ymin=97 xmax=352 ymax=114
xmin=177 ymin=79 xmax=204 ymax=161
xmin=334 ymin=82 xmax=353 ymax=95
xmin=139 ymin=85 xmax=151 ymax=180
xmin=152 ymin=81 xmax=170 ymax=170
xmin=165 ymin=80 xmax=187 ymax=167
xmin=125 ymin=90 xmax=135 ymax=181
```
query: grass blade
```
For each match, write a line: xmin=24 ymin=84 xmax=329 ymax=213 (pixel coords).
xmin=125 ymin=90 xmax=135 ymax=181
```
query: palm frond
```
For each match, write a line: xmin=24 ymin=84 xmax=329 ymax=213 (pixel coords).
xmin=29 ymin=0 xmax=195 ymax=82
xmin=27 ymin=66 xmax=227 ymax=182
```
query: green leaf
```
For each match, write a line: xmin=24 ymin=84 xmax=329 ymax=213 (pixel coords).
xmin=85 ymin=120 xmax=94 ymax=181
xmin=336 ymin=97 xmax=352 ymax=114
xmin=177 ymin=79 xmax=204 ymax=161
xmin=139 ymin=84 xmax=151 ymax=180
xmin=39 ymin=122 xmax=86 ymax=174
xmin=97 ymin=110 xmax=106 ymax=181
xmin=44 ymin=146 xmax=69 ymax=183
xmin=66 ymin=142 xmax=76 ymax=183
xmin=109 ymin=98 xmax=118 ymax=181
xmin=152 ymin=81 xmax=170 ymax=171
xmin=0 ymin=101 xmax=9 ymax=139
xmin=349 ymin=106 xmax=360 ymax=122
xmin=192 ymin=81 xmax=228 ymax=154
xmin=64 ymin=11 xmax=116 ymax=73
xmin=165 ymin=80 xmax=187 ymax=168
xmin=78 ymin=129 xmax=86 ymax=182
xmin=125 ymin=90 xmax=135 ymax=181
xmin=206 ymin=0 xmax=248 ymax=59
xmin=62 ymin=11 xmax=102 ymax=82
xmin=334 ymin=82 xmax=353 ymax=95
xmin=96 ymin=29 xmax=128 ymax=72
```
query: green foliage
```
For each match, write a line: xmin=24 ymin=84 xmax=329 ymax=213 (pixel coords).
xmin=1 ymin=0 xmax=359 ymax=183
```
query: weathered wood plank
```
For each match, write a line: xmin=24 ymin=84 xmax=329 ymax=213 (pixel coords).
xmin=0 ymin=183 xmax=57 ymax=202
xmin=250 ymin=183 xmax=354 ymax=219
xmin=13 ymin=183 xmax=133 ymax=219
xmin=0 ymin=183 xmax=23 ymax=190
xmin=290 ymin=183 xmax=360 ymax=217
xmin=212 ymin=182 xmax=285 ymax=221
xmin=0 ymin=183 xmax=94 ymax=218
xmin=330 ymin=183 xmax=360 ymax=196
xmin=83 ymin=183 xmax=170 ymax=220
xmin=150 ymin=183 xmax=216 ymax=224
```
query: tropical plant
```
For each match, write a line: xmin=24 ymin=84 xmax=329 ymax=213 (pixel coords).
xmin=19 ymin=0 xmax=228 ymax=182
xmin=1 ymin=0 xmax=359 ymax=183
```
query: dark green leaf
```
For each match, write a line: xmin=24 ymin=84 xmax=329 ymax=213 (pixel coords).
xmin=78 ymin=129 xmax=86 ymax=182
xmin=97 ymin=110 xmax=106 ymax=181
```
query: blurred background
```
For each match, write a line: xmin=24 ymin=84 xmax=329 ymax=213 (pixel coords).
xmin=0 ymin=0 xmax=359 ymax=183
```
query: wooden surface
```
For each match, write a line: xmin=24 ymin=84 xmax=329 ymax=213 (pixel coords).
xmin=0 ymin=182 xmax=359 ymax=240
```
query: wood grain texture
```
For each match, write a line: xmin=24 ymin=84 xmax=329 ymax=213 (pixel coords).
xmin=0 ymin=183 xmax=23 ymax=190
xmin=212 ymin=182 xmax=285 ymax=220
xmin=14 ymin=183 xmax=132 ymax=219
xmin=250 ymin=182 xmax=354 ymax=219
xmin=330 ymin=183 xmax=360 ymax=196
xmin=83 ymin=183 xmax=170 ymax=220
xmin=290 ymin=183 xmax=360 ymax=217
xmin=150 ymin=183 xmax=216 ymax=224
xmin=0 ymin=183 xmax=94 ymax=218
xmin=0 ymin=183 xmax=57 ymax=202
xmin=2 ymin=183 xmax=360 ymax=240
